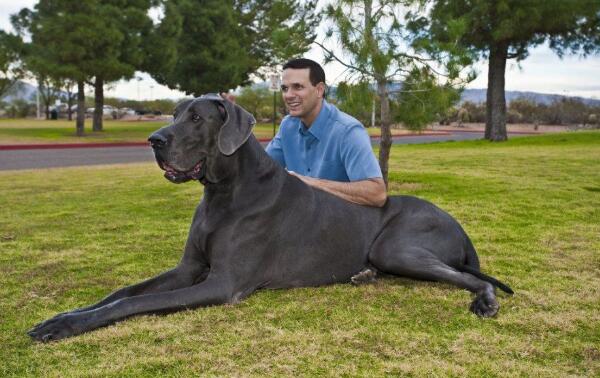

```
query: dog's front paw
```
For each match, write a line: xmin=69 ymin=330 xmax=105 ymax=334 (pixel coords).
xmin=469 ymin=291 xmax=499 ymax=317
xmin=28 ymin=313 xmax=87 ymax=342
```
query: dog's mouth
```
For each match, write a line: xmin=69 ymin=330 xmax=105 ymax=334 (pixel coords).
xmin=157 ymin=158 xmax=205 ymax=184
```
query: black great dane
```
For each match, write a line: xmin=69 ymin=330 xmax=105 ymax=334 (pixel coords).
xmin=28 ymin=94 xmax=513 ymax=342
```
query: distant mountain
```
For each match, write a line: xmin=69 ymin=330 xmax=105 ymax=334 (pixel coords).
xmin=461 ymin=88 xmax=600 ymax=106
xmin=5 ymin=80 xmax=600 ymax=107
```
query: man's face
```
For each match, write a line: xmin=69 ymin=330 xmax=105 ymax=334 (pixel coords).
xmin=281 ymin=68 xmax=325 ymax=124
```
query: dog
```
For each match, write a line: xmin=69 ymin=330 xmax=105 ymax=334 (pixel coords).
xmin=28 ymin=94 xmax=513 ymax=342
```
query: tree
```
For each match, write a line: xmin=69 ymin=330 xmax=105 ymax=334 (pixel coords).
xmin=87 ymin=0 xmax=163 ymax=132
xmin=12 ymin=1 xmax=100 ymax=135
xmin=11 ymin=1 xmax=174 ymax=133
xmin=319 ymin=0 xmax=469 ymax=185
xmin=235 ymin=86 xmax=273 ymax=120
xmin=139 ymin=0 xmax=182 ymax=86
xmin=424 ymin=0 xmax=600 ymax=141
xmin=335 ymin=81 xmax=375 ymax=127
xmin=36 ymin=74 xmax=61 ymax=119
xmin=149 ymin=0 xmax=319 ymax=96
xmin=0 ymin=31 xmax=24 ymax=99
xmin=395 ymin=67 xmax=461 ymax=131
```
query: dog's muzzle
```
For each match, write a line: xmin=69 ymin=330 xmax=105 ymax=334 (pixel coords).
xmin=156 ymin=158 xmax=205 ymax=184
xmin=148 ymin=132 xmax=206 ymax=184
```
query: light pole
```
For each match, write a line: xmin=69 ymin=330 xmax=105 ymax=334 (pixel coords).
xmin=269 ymin=73 xmax=281 ymax=137
xmin=136 ymin=76 xmax=142 ymax=101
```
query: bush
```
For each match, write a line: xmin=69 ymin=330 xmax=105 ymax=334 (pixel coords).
xmin=509 ymin=98 xmax=539 ymax=123
xmin=506 ymin=109 xmax=523 ymax=124
xmin=1 ymin=99 xmax=35 ymax=118
xmin=448 ymin=98 xmax=599 ymax=126
xmin=457 ymin=107 xmax=469 ymax=125
xmin=538 ymin=98 xmax=589 ymax=125
xmin=459 ymin=101 xmax=486 ymax=123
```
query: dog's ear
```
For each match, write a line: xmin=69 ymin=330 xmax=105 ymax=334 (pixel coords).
xmin=217 ymin=100 xmax=256 ymax=156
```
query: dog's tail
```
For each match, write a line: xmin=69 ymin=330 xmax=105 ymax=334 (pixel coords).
xmin=460 ymin=236 xmax=514 ymax=294
xmin=458 ymin=264 xmax=514 ymax=295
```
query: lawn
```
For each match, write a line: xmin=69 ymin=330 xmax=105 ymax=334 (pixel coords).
xmin=1 ymin=132 xmax=598 ymax=376
xmin=0 ymin=118 xmax=425 ymax=145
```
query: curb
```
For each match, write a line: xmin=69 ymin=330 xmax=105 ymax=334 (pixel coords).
xmin=0 ymin=132 xmax=453 ymax=151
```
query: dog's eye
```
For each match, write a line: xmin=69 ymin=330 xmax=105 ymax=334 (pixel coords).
xmin=191 ymin=114 xmax=201 ymax=122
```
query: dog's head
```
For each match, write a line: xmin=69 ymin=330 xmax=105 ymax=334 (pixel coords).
xmin=148 ymin=94 xmax=255 ymax=184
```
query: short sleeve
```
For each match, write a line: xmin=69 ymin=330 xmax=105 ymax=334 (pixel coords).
xmin=265 ymin=131 xmax=286 ymax=168
xmin=340 ymin=125 xmax=383 ymax=181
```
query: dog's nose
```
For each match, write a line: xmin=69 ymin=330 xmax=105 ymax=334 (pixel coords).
xmin=148 ymin=132 xmax=167 ymax=149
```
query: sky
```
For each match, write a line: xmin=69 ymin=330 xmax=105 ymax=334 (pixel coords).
xmin=2 ymin=0 xmax=600 ymax=101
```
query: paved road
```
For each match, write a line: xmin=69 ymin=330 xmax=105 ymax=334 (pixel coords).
xmin=0 ymin=132 xmax=493 ymax=171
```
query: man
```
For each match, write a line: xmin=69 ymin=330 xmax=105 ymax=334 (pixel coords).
xmin=266 ymin=58 xmax=387 ymax=207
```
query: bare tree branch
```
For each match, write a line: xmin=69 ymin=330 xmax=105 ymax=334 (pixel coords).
xmin=314 ymin=40 xmax=374 ymax=78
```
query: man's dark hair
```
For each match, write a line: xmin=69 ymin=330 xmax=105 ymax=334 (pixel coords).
xmin=283 ymin=58 xmax=326 ymax=87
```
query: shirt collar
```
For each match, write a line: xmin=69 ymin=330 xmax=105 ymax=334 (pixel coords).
xmin=297 ymin=100 xmax=332 ymax=140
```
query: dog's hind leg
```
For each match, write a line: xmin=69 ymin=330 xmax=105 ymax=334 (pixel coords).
xmin=369 ymin=246 xmax=499 ymax=317
xmin=351 ymin=267 xmax=378 ymax=285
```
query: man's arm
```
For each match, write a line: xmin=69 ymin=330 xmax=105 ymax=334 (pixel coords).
xmin=289 ymin=172 xmax=387 ymax=207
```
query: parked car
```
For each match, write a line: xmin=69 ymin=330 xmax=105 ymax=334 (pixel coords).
xmin=49 ymin=104 xmax=69 ymax=113
xmin=118 ymin=107 xmax=136 ymax=116
xmin=86 ymin=105 xmax=117 ymax=115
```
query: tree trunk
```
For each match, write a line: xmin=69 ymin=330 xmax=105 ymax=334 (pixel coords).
xmin=377 ymin=79 xmax=391 ymax=187
xmin=67 ymin=85 xmax=74 ymax=121
xmin=93 ymin=76 xmax=104 ymax=132
xmin=485 ymin=42 xmax=508 ymax=141
xmin=76 ymin=80 xmax=85 ymax=136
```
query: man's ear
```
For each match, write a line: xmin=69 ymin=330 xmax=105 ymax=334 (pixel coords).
xmin=317 ymin=82 xmax=326 ymax=99
xmin=217 ymin=100 xmax=256 ymax=156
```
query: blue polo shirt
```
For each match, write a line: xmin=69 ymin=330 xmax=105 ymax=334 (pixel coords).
xmin=265 ymin=100 xmax=382 ymax=182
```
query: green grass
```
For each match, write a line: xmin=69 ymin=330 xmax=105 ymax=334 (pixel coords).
xmin=1 ymin=132 xmax=599 ymax=376
xmin=0 ymin=118 xmax=422 ymax=145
